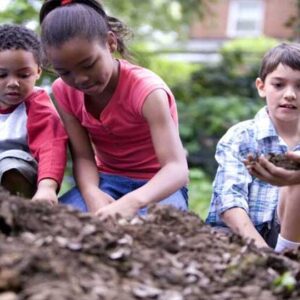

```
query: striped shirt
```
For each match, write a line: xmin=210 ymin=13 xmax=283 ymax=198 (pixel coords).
xmin=206 ymin=106 xmax=300 ymax=227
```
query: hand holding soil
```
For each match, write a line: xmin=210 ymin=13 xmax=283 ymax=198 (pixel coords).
xmin=265 ymin=153 xmax=300 ymax=170
xmin=244 ymin=152 xmax=300 ymax=186
xmin=244 ymin=152 xmax=300 ymax=170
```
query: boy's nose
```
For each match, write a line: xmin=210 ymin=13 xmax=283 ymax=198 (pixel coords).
xmin=284 ymin=88 xmax=296 ymax=100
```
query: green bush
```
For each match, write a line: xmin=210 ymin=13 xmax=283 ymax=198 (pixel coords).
xmin=147 ymin=58 xmax=197 ymax=101
xmin=175 ymin=37 xmax=279 ymax=176
xmin=221 ymin=37 xmax=279 ymax=68
xmin=131 ymin=43 xmax=196 ymax=101
xmin=178 ymin=95 xmax=263 ymax=176
xmin=185 ymin=38 xmax=279 ymax=102
xmin=188 ymin=168 xmax=212 ymax=220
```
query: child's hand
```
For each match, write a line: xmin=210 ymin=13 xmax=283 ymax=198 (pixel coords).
xmin=253 ymin=236 xmax=269 ymax=249
xmin=243 ymin=153 xmax=257 ymax=167
xmin=83 ymin=187 xmax=114 ymax=214
xmin=31 ymin=179 xmax=58 ymax=206
xmin=285 ymin=150 xmax=300 ymax=162
xmin=245 ymin=154 xmax=300 ymax=186
xmin=96 ymin=195 xmax=141 ymax=220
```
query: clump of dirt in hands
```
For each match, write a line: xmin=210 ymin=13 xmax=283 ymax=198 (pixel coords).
xmin=266 ymin=153 xmax=300 ymax=170
xmin=0 ymin=188 xmax=300 ymax=299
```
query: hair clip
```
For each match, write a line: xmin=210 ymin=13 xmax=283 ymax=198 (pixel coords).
xmin=61 ymin=0 xmax=72 ymax=5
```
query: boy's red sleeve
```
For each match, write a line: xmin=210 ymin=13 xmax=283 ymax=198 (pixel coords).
xmin=25 ymin=89 xmax=68 ymax=187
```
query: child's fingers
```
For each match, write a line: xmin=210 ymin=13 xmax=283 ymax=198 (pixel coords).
xmin=251 ymin=162 xmax=272 ymax=179
xmin=257 ymin=156 xmax=279 ymax=172
xmin=244 ymin=153 xmax=255 ymax=164
xmin=245 ymin=154 xmax=300 ymax=185
xmin=252 ymin=155 xmax=300 ymax=185
xmin=247 ymin=157 xmax=284 ymax=185
xmin=31 ymin=197 xmax=57 ymax=206
xmin=285 ymin=151 xmax=300 ymax=161
xmin=259 ymin=156 xmax=296 ymax=178
xmin=247 ymin=153 xmax=256 ymax=161
xmin=243 ymin=154 xmax=257 ymax=167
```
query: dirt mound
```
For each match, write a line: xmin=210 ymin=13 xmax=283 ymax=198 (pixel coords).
xmin=0 ymin=189 xmax=299 ymax=300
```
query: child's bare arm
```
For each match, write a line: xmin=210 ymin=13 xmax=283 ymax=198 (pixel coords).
xmin=221 ymin=207 xmax=269 ymax=248
xmin=96 ymin=89 xmax=188 ymax=219
xmin=55 ymin=102 xmax=114 ymax=213
xmin=137 ymin=89 xmax=189 ymax=202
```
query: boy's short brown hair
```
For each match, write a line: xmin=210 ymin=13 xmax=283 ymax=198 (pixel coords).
xmin=259 ymin=43 xmax=300 ymax=82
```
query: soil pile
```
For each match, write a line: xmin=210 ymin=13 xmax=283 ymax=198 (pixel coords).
xmin=0 ymin=188 xmax=299 ymax=300
xmin=266 ymin=153 xmax=300 ymax=170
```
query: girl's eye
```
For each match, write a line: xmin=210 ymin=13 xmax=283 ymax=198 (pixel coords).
xmin=83 ymin=62 xmax=94 ymax=69
xmin=57 ymin=70 xmax=70 ymax=77
xmin=19 ymin=73 xmax=31 ymax=79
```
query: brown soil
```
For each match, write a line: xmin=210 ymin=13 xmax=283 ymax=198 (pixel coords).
xmin=266 ymin=153 xmax=300 ymax=170
xmin=0 ymin=188 xmax=299 ymax=300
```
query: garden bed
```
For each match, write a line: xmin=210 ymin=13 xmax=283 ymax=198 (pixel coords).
xmin=0 ymin=188 xmax=299 ymax=300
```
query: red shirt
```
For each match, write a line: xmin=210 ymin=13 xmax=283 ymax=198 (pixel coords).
xmin=25 ymin=89 xmax=67 ymax=184
xmin=52 ymin=60 xmax=178 ymax=179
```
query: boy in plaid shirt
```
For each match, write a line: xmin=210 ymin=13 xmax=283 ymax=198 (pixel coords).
xmin=206 ymin=43 xmax=300 ymax=250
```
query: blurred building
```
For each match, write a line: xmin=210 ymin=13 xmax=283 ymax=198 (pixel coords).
xmin=172 ymin=0 xmax=298 ymax=63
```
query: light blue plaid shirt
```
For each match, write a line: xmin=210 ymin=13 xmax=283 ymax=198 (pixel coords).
xmin=206 ymin=106 xmax=300 ymax=227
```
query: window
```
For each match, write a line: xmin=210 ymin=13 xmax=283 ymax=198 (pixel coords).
xmin=227 ymin=0 xmax=264 ymax=37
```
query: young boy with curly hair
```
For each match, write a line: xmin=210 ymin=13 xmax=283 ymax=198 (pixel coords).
xmin=0 ymin=24 xmax=67 ymax=204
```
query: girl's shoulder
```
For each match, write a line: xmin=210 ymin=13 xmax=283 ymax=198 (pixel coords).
xmin=52 ymin=77 xmax=70 ymax=92
xmin=119 ymin=59 xmax=167 ymax=88
xmin=52 ymin=78 xmax=81 ymax=100
xmin=51 ymin=78 xmax=83 ymax=115
xmin=118 ymin=60 xmax=172 ymax=101
xmin=115 ymin=60 xmax=176 ymax=118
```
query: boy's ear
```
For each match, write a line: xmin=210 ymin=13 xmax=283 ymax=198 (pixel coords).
xmin=107 ymin=31 xmax=117 ymax=53
xmin=256 ymin=77 xmax=266 ymax=98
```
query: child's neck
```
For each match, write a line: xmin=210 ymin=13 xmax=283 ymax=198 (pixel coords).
xmin=276 ymin=121 xmax=300 ymax=149
xmin=85 ymin=91 xmax=112 ymax=119
xmin=0 ymin=103 xmax=20 ymax=114
xmin=84 ymin=60 xmax=120 ymax=119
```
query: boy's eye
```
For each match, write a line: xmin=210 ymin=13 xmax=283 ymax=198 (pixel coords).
xmin=0 ymin=73 xmax=7 ymax=78
xmin=272 ymin=82 xmax=283 ymax=88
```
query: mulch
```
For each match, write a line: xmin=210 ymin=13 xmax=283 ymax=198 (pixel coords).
xmin=0 ymin=188 xmax=299 ymax=300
